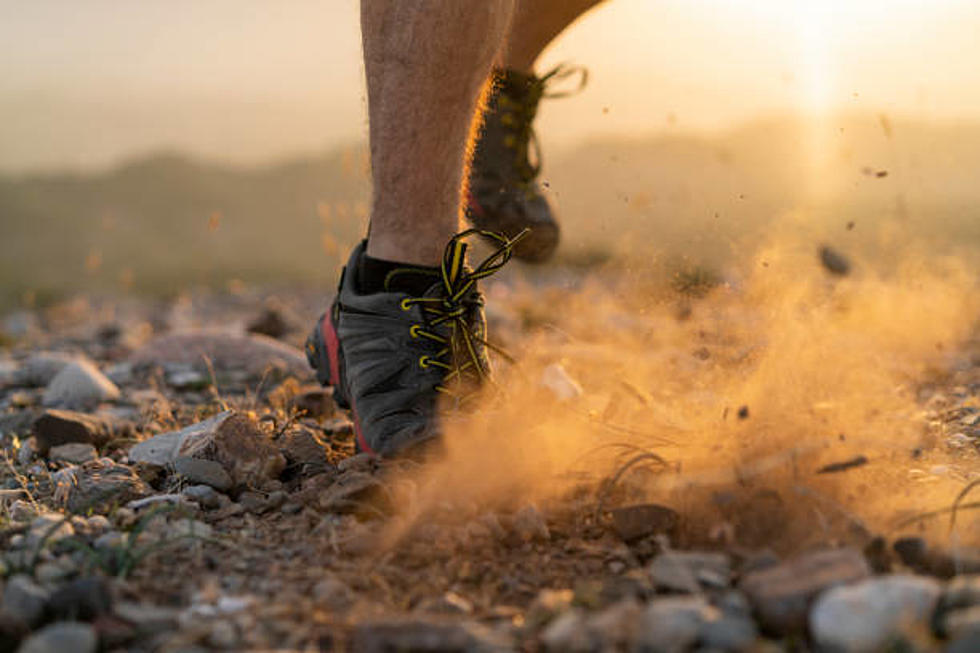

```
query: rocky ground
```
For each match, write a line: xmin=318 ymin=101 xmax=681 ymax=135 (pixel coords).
xmin=2 ymin=277 xmax=980 ymax=652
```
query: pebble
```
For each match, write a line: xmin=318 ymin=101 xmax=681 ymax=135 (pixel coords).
xmin=947 ymin=628 xmax=980 ymax=653
xmin=9 ymin=499 xmax=38 ymax=523
xmin=207 ymin=619 xmax=240 ymax=649
xmin=584 ymin=599 xmax=643 ymax=650
xmin=239 ymin=491 xmax=268 ymax=514
xmin=114 ymin=601 xmax=180 ymax=635
xmin=27 ymin=513 xmax=75 ymax=548
xmin=128 ymin=331 xmax=311 ymax=380
xmin=182 ymin=484 xmax=222 ymax=510
xmin=649 ymin=551 xmax=731 ymax=594
xmin=48 ymin=442 xmax=97 ymax=464
xmin=609 ymin=503 xmax=679 ymax=541
xmin=527 ymin=589 xmax=575 ymax=628
xmin=14 ymin=352 xmax=79 ymax=387
xmin=85 ymin=515 xmax=111 ymax=534
xmin=34 ymin=560 xmax=75 ymax=584
xmin=511 ymin=504 xmax=550 ymax=543
xmin=266 ymin=490 xmax=287 ymax=511
xmin=166 ymin=366 xmax=209 ymax=390
xmin=739 ymin=547 xmax=870 ymax=635
xmin=174 ymin=456 xmax=233 ymax=492
xmin=938 ymin=574 xmax=980 ymax=617
xmin=94 ymin=531 xmax=126 ymax=551
xmin=171 ymin=519 xmax=213 ymax=539
xmin=700 ymin=605 xmax=757 ymax=650
xmin=32 ymin=409 xmax=110 ymax=452
xmin=281 ymin=502 xmax=302 ymax=515
xmin=63 ymin=460 xmax=151 ymax=514
xmin=130 ymin=410 xmax=285 ymax=487
xmin=16 ymin=622 xmax=97 ymax=653
xmin=415 ymin=591 xmax=473 ymax=615
xmin=810 ymin=574 xmax=941 ymax=652
xmin=3 ymin=574 xmax=51 ymax=627
xmin=635 ymin=596 xmax=713 ymax=653
xmin=943 ymin=605 xmax=980 ymax=640
xmin=540 ymin=609 xmax=590 ymax=652
xmin=42 ymin=360 xmax=120 ymax=410
xmin=103 ymin=361 xmax=134 ymax=386
xmin=350 ymin=618 xmax=510 ymax=652
xmin=278 ymin=424 xmax=331 ymax=474
xmin=313 ymin=577 xmax=356 ymax=611
xmin=16 ymin=438 xmax=37 ymax=465
xmin=47 ymin=577 xmax=113 ymax=621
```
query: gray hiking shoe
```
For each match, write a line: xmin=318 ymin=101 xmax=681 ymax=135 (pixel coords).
xmin=467 ymin=65 xmax=586 ymax=264
xmin=305 ymin=230 xmax=523 ymax=457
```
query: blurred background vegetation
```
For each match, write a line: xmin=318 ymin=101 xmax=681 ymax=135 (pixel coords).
xmin=3 ymin=112 xmax=979 ymax=310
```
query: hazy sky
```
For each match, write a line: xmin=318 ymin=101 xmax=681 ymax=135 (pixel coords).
xmin=2 ymin=0 xmax=979 ymax=173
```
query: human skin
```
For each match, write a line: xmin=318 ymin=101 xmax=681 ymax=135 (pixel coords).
xmin=360 ymin=0 xmax=606 ymax=265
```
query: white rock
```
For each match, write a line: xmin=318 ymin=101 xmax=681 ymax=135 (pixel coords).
xmin=540 ymin=363 xmax=583 ymax=400
xmin=42 ymin=360 xmax=120 ymax=409
xmin=810 ymin=574 xmax=941 ymax=652
xmin=129 ymin=411 xmax=236 ymax=465
xmin=15 ymin=352 xmax=79 ymax=387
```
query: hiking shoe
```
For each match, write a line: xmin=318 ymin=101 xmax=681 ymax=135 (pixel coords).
xmin=305 ymin=230 xmax=523 ymax=457
xmin=467 ymin=65 xmax=586 ymax=264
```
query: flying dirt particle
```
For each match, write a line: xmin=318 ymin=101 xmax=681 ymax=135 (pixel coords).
xmin=602 ymin=106 xmax=609 ymax=114
xmin=208 ymin=210 xmax=222 ymax=232
xmin=816 ymin=455 xmax=869 ymax=474
xmin=737 ymin=405 xmax=750 ymax=420
xmin=846 ymin=221 xmax=855 ymax=231
xmin=875 ymin=170 xmax=889 ymax=178
xmin=819 ymin=245 xmax=851 ymax=277
xmin=878 ymin=113 xmax=893 ymax=139
xmin=540 ymin=363 xmax=583 ymax=401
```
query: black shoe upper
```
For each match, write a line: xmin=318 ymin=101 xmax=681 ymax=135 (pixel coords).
xmin=467 ymin=66 xmax=586 ymax=264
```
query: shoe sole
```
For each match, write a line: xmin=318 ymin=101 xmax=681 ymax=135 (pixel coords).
xmin=465 ymin=191 xmax=559 ymax=263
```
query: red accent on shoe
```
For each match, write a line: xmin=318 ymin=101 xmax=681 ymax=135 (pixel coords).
xmin=320 ymin=312 xmax=342 ymax=390
xmin=322 ymin=313 xmax=376 ymax=456
xmin=350 ymin=403 xmax=375 ymax=455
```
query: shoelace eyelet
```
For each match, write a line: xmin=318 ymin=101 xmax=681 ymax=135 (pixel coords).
xmin=409 ymin=324 xmax=421 ymax=339
xmin=400 ymin=298 xmax=412 ymax=311
xmin=418 ymin=355 xmax=431 ymax=369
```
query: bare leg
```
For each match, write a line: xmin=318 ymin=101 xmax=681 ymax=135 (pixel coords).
xmin=501 ymin=0 xmax=606 ymax=73
xmin=362 ymin=0 xmax=516 ymax=266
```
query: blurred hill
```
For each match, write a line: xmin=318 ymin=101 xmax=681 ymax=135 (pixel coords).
xmin=2 ymin=113 xmax=979 ymax=308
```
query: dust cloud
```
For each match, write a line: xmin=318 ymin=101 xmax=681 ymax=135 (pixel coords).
xmin=393 ymin=222 xmax=980 ymax=555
